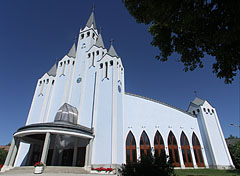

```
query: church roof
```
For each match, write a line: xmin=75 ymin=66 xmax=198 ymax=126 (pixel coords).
xmin=108 ymin=44 xmax=118 ymax=57
xmin=96 ymin=34 xmax=105 ymax=48
xmin=47 ymin=64 xmax=57 ymax=77
xmin=67 ymin=43 xmax=76 ymax=58
xmin=85 ymin=11 xmax=96 ymax=29
xmin=192 ymin=97 xmax=205 ymax=106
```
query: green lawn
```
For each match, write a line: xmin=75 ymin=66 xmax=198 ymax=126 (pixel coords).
xmin=174 ymin=169 xmax=240 ymax=176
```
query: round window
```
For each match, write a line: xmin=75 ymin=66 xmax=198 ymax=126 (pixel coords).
xmin=76 ymin=77 xmax=82 ymax=83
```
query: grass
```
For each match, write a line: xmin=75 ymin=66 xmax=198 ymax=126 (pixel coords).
xmin=174 ymin=169 xmax=240 ymax=176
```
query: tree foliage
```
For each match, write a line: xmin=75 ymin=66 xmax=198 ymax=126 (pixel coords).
xmin=0 ymin=148 xmax=8 ymax=165
xmin=123 ymin=0 xmax=240 ymax=83
xmin=119 ymin=153 xmax=175 ymax=176
xmin=228 ymin=140 xmax=240 ymax=169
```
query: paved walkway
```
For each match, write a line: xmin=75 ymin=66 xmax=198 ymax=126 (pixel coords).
xmin=0 ymin=173 xmax=117 ymax=176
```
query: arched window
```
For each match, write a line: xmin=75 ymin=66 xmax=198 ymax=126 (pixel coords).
xmin=126 ymin=131 xmax=137 ymax=164
xmin=154 ymin=131 xmax=165 ymax=156
xmin=168 ymin=131 xmax=180 ymax=167
xmin=140 ymin=131 xmax=151 ymax=158
xmin=192 ymin=133 xmax=205 ymax=167
xmin=180 ymin=132 xmax=193 ymax=167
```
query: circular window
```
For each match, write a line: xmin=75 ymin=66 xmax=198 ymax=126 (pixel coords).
xmin=76 ymin=77 xmax=82 ymax=83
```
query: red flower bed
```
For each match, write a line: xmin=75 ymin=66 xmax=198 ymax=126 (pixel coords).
xmin=91 ymin=167 xmax=113 ymax=172
xmin=34 ymin=162 xmax=44 ymax=167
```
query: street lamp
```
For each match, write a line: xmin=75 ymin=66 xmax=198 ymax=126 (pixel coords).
xmin=230 ymin=124 xmax=240 ymax=138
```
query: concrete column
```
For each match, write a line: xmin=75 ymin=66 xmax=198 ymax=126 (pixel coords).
xmin=40 ymin=132 xmax=51 ymax=165
xmin=85 ymin=141 xmax=90 ymax=167
xmin=178 ymin=147 xmax=185 ymax=168
xmin=72 ymin=137 xmax=78 ymax=166
xmin=85 ymin=139 xmax=93 ymax=167
xmin=9 ymin=138 xmax=20 ymax=167
xmin=190 ymin=147 xmax=198 ymax=168
xmin=3 ymin=138 xmax=15 ymax=167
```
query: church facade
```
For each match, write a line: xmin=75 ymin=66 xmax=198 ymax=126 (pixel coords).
xmin=2 ymin=11 xmax=234 ymax=172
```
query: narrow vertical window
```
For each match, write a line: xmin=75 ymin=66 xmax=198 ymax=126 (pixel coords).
xmin=140 ymin=131 xmax=151 ymax=158
xmin=126 ymin=131 xmax=137 ymax=164
xmin=92 ymin=52 xmax=95 ymax=66
xmin=192 ymin=133 xmax=205 ymax=167
xmin=81 ymin=34 xmax=84 ymax=39
xmin=180 ymin=132 xmax=193 ymax=167
xmin=168 ymin=131 xmax=180 ymax=167
xmin=105 ymin=62 xmax=108 ymax=78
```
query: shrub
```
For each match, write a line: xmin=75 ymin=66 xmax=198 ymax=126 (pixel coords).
xmin=119 ymin=152 xmax=175 ymax=176
xmin=0 ymin=148 xmax=8 ymax=165
xmin=228 ymin=141 xmax=240 ymax=169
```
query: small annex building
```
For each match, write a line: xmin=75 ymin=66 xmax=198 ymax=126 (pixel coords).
xmin=2 ymin=11 xmax=234 ymax=172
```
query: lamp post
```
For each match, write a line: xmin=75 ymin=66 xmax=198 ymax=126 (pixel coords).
xmin=230 ymin=124 xmax=240 ymax=138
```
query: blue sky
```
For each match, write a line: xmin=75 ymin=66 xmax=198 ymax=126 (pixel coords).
xmin=0 ymin=0 xmax=239 ymax=145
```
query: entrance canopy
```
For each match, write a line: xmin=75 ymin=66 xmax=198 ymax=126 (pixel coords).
xmin=14 ymin=122 xmax=94 ymax=139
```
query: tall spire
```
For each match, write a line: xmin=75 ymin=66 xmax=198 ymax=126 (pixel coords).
xmin=108 ymin=40 xmax=118 ymax=57
xmin=67 ymin=42 xmax=76 ymax=58
xmin=47 ymin=63 xmax=57 ymax=77
xmin=85 ymin=9 xmax=96 ymax=29
xmin=96 ymin=34 xmax=105 ymax=48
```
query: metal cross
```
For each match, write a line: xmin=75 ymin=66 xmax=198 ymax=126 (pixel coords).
xmin=55 ymin=58 xmax=58 ymax=64
xmin=99 ymin=27 xmax=103 ymax=34
xmin=194 ymin=90 xmax=198 ymax=97
xmin=92 ymin=3 xmax=95 ymax=12
xmin=74 ymin=35 xmax=77 ymax=43
xmin=110 ymin=38 xmax=114 ymax=45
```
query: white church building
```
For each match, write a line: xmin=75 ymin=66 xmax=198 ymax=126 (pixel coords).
xmin=2 ymin=11 xmax=234 ymax=172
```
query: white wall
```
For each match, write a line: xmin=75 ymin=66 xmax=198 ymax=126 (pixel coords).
xmin=124 ymin=94 xmax=206 ymax=168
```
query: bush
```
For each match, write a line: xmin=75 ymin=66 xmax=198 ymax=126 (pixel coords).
xmin=119 ymin=153 xmax=175 ymax=176
xmin=228 ymin=141 xmax=240 ymax=169
xmin=0 ymin=148 xmax=8 ymax=165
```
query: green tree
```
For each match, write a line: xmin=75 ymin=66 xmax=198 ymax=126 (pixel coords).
xmin=123 ymin=0 xmax=240 ymax=83
xmin=0 ymin=148 xmax=8 ymax=165
xmin=119 ymin=153 xmax=175 ymax=176
xmin=228 ymin=141 xmax=240 ymax=169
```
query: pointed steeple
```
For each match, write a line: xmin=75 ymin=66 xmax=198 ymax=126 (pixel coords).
xmin=67 ymin=42 xmax=76 ymax=58
xmin=108 ymin=40 xmax=118 ymax=57
xmin=85 ymin=11 xmax=96 ymax=29
xmin=96 ymin=34 xmax=105 ymax=48
xmin=47 ymin=64 xmax=57 ymax=77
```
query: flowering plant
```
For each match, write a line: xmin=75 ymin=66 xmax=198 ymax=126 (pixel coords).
xmin=92 ymin=167 xmax=113 ymax=172
xmin=34 ymin=162 xmax=44 ymax=167
xmin=0 ymin=164 xmax=3 ymax=169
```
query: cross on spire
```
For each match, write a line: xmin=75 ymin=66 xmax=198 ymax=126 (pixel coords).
xmin=99 ymin=27 xmax=103 ymax=34
xmin=110 ymin=38 xmax=114 ymax=45
xmin=74 ymin=35 xmax=77 ymax=43
xmin=55 ymin=58 xmax=58 ymax=65
xmin=194 ymin=90 xmax=198 ymax=97
xmin=92 ymin=3 xmax=95 ymax=12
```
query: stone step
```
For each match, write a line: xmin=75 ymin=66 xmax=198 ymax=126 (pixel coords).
xmin=2 ymin=166 xmax=90 ymax=174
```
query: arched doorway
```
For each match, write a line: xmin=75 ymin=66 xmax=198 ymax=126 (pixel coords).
xmin=140 ymin=131 xmax=151 ymax=158
xmin=154 ymin=131 xmax=165 ymax=156
xmin=168 ymin=131 xmax=180 ymax=167
xmin=126 ymin=131 xmax=137 ymax=164
xmin=192 ymin=133 xmax=205 ymax=167
xmin=180 ymin=132 xmax=193 ymax=167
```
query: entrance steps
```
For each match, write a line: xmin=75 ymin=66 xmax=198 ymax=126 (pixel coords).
xmin=1 ymin=166 xmax=92 ymax=174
